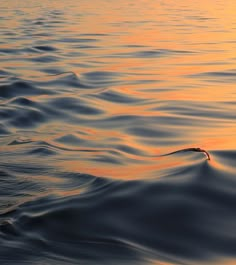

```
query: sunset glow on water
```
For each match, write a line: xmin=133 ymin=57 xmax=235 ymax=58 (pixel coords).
xmin=1 ymin=1 xmax=236 ymax=264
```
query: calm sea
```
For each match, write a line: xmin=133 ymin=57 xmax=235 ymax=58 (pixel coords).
xmin=1 ymin=0 xmax=236 ymax=264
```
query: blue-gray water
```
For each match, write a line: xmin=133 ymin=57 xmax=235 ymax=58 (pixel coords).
xmin=1 ymin=1 xmax=236 ymax=264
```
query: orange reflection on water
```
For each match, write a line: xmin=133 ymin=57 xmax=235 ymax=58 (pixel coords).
xmin=57 ymin=155 xmax=183 ymax=180
xmin=2 ymin=0 xmax=236 ymax=179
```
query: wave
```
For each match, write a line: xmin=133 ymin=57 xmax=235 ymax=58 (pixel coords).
xmin=0 ymin=155 xmax=236 ymax=265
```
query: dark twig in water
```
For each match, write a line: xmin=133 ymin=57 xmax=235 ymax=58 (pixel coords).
xmin=161 ymin=147 xmax=211 ymax=160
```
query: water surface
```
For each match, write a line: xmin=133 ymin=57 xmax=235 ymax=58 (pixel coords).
xmin=1 ymin=0 xmax=236 ymax=264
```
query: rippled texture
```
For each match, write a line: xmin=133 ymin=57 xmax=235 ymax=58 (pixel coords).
xmin=1 ymin=0 xmax=236 ymax=264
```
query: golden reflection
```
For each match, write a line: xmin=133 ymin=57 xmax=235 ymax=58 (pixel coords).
xmin=2 ymin=0 xmax=236 ymax=179
xmin=149 ymin=260 xmax=179 ymax=265
xmin=57 ymin=156 xmax=183 ymax=180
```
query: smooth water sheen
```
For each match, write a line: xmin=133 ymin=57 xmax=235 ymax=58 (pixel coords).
xmin=1 ymin=1 xmax=236 ymax=264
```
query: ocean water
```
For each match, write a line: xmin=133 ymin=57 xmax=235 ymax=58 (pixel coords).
xmin=1 ymin=0 xmax=236 ymax=264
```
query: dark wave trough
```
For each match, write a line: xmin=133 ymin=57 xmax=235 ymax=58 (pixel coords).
xmin=1 ymin=154 xmax=236 ymax=265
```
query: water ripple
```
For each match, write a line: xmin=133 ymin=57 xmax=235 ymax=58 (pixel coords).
xmin=1 ymin=158 xmax=236 ymax=264
xmin=1 ymin=0 xmax=236 ymax=264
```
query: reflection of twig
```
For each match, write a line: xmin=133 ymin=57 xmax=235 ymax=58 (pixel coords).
xmin=162 ymin=147 xmax=211 ymax=160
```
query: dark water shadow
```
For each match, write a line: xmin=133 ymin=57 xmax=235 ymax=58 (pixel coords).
xmin=0 ymin=156 xmax=236 ymax=265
